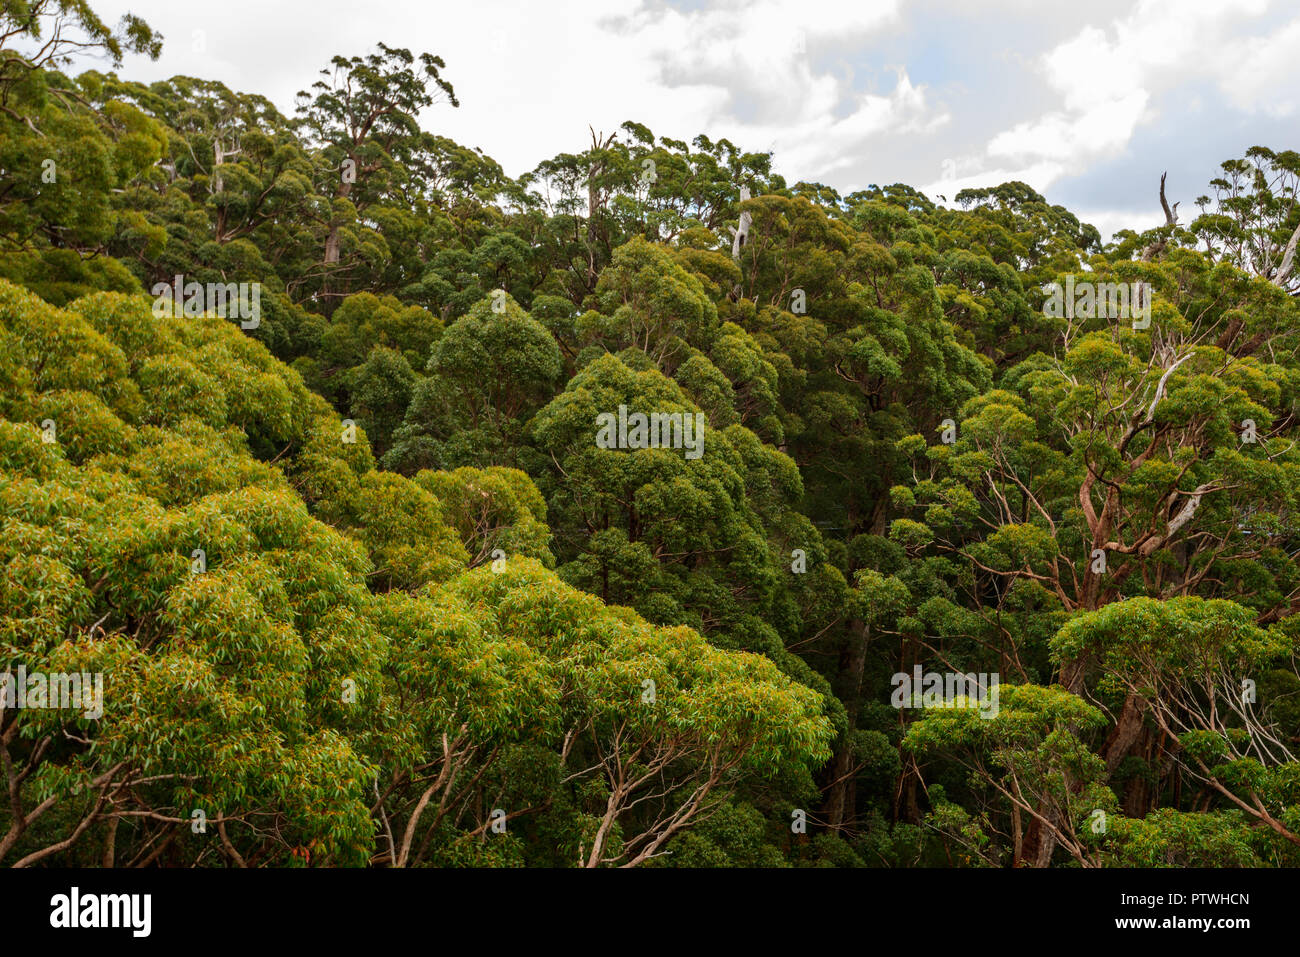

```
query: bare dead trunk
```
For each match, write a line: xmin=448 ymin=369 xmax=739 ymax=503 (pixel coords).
xmin=731 ymin=186 xmax=751 ymax=263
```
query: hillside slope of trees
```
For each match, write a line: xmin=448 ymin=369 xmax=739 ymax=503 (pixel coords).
xmin=3 ymin=1 xmax=1300 ymax=867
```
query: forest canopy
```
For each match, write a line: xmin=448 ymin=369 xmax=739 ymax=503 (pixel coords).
xmin=2 ymin=0 xmax=1300 ymax=868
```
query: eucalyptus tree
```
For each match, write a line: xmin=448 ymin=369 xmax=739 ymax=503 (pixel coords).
xmin=295 ymin=43 xmax=457 ymax=310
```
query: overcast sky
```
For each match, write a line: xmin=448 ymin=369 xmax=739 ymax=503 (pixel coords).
xmin=78 ymin=0 xmax=1300 ymax=239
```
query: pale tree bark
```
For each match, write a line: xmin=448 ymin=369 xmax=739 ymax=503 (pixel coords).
xmin=212 ymin=135 xmax=241 ymax=241
xmin=731 ymin=186 xmax=752 ymax=262
xmin=575 ymin=721 xmax=738 ymax=868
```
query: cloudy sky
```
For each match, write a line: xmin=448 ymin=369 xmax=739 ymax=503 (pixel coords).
xmin=79 ymin=0 xmax=1300 ymax=239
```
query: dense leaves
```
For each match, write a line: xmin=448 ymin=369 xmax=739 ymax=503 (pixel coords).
xmin=3 ymin=2 xmax=1300 ymax=868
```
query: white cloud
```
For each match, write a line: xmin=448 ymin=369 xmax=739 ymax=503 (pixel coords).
xmin=987 ymin=92 xmax=1148 ymax=165
xmin=1072 ymin=206 xmax=1168 ymax=240
xmin=1216 ymin=18 xmax=1300 ymax=116
xmin=951 ymin=0 xmax=1291 ymax=196
xmin=728 ymin=70 xmax=950 ymax=185
xmin=601 ymin=0 xmax=947 ymax=184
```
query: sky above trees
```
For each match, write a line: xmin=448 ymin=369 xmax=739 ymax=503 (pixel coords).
xmin=62 ymin=0 xmax=1300 ymax=240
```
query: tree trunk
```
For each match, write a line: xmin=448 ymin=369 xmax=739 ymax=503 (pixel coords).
xmin=321 ymin=171 xmax=353 ymax=314
xmin=823 ymin=619 xmax=869 ymax=827
xmin=731 ymin=186 xmax=751 ymax=262
xmin=822 ymin=495 xmax=888 ymax=827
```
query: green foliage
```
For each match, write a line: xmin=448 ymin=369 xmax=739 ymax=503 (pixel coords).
xmin=0 ymin=280 xmax=830 ymax=867
xmin=3 ymin=11 xmax=1300 ymax=867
